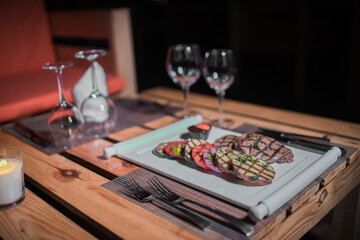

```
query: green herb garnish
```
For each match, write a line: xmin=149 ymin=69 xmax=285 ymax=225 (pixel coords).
xmin=250 ymin=175 xmax=259 ymax=181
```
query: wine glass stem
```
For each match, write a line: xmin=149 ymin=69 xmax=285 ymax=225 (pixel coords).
xmin=183 ymin=86 xmax=190 ymax=116
xmin=55 ymin=68 xmax=66 ymax=103
xmin=91 ymin=60 xmax=99 ymax=93
xmin=218 ymin=91 xmax=225 ymax=123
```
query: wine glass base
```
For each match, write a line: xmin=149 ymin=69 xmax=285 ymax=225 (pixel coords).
xmin=210 ymin=118 xmax=234 ymax=129
xmin=176 ymin=109 xmax=200 ymax=119
xmin=83 ymin=121 xmax=116 ymax=139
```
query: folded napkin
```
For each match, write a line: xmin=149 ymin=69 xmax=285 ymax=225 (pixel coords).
xmin=72 ymin=61 xmax=110 ymax=122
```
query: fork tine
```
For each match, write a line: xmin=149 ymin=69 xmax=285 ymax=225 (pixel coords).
xmin=153 ymin=176 xmax=179 ymax=197
xmin=124 ymin=179 xmax=133 ymax=191
xmin=147 ymin=178 xmax=162 ymax=196
xmin=125 ymin=178 xmax=211 ymax=230
xmin=132 ymin=178 xmax=144 ymax=191
xmin=149 ymin=178 xmax=166 ymax=194
xmin=123 ymin=179 xmax=138 ymax=198
xmin=148 ymin=178 xmax=170 ymax=199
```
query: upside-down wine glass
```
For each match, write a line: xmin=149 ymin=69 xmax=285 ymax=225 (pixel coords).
xmin=203 ymin=49 xmax=237 ymax=128
xmin=74 ymin=49 xmax=117 ymax=138
xmin=166 ymin=44 xmax=202 ymax=118
xmin=42 ymin=61 xmax=84 ymax=150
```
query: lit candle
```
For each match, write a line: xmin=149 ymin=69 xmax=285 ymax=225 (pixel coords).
xmin=0 ymin=148 xmax=24 ymax=209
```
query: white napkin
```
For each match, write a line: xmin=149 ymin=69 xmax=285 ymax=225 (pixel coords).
xmin=72 ymin=61 xmax=110 ymax=122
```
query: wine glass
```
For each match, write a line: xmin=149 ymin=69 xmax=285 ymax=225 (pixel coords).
xmin=42 ymin=61 xmax=85 ymax=150
xmin=166 ymin=44 xmax=202 ymax=118
xmin=74 ymin=49 xmax=117 ymax=138
xmin=203 ymin=49 xmax=237 ymax=128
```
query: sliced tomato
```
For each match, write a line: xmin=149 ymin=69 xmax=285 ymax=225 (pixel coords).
xmin=191 ymin=143 xmax=213 ymax=169
xmin=164 ymin=141 xmax=186 ymax=158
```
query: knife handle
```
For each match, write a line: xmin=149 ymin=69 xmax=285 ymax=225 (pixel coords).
xmin=293 ymin=139 xmax=346 ymax=156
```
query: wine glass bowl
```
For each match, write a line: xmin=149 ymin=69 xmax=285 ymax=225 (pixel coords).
xmin=166 ymin=44 xmax=202 ymax=117
xmin=74 ymin=49 xmax=117 ymax=138
xmin=203 ymin=49 xmax=237 ymax=128
xmin=42 ymin=61 xmax=84 ymax=150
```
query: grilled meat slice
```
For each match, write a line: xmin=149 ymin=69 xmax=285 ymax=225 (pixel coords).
xmin=233 ymin=133 xmax=294 ymax=164
xmin=213 ymin=135 xmax=239 ymax=149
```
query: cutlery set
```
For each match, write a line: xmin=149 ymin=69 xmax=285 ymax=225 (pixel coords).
xmin=121 ymin=176 xmax=255 ymax=236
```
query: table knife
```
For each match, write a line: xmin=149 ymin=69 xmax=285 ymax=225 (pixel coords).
xmin=258 ymin=130 xmax=346 ymax=156
xmin=14 ymin=120 xmax=53 ymax=147
xmin=256 ymin=128 xmax=331 ymax=145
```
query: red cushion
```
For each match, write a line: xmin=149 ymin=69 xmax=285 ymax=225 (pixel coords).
xmin=0 ymin=0 xmax=55 ymax=77
xmin=0 ymin=66 xmax=126 ymax=123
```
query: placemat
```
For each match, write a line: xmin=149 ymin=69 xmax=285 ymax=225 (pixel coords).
xmin=2 ymin=98 xmax=180 ymax=155
xmin=102 ymin=123 xmax=357 ymax=239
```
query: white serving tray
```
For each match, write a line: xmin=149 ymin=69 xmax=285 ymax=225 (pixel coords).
xmin=104 ymin=115 xmax=341 ymax=220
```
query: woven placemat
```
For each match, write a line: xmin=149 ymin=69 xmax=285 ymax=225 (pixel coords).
xmin=2 ymin=98 xmax=180 ymax=155
xmin=101 ymin=123 xmax=357 ymax=239
xmin=102 ymin=169 xmax=283 ymax=240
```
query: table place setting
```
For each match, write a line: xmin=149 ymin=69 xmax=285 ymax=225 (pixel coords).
xmin=102 ymin=113 xmax=357 ymax=239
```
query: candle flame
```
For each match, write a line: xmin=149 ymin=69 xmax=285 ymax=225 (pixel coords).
xmin=0 ymin=159 xmax=7 ymax=167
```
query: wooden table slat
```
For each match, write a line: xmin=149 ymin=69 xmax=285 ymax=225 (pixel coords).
xmin=0 ymin=189 xmax=95 ymax=240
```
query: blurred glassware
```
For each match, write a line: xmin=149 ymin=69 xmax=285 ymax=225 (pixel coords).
xmin=42 ymin=61 xmax=84 ymax=150
xmin=166 ymin=44 xmax=202 ymax=118
xmin=203 ymin=49 xmax=237 ymax=128
xmin=74 ymin=49 xmax=117 ymax=138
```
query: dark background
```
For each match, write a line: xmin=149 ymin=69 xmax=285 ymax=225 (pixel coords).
xmin=46 ymin=0 xmax=360 ymax=124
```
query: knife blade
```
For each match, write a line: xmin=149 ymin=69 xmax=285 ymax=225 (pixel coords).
xmin=14 ymin=120 xmax=53 ymax=147
xmin=257 ymin=128 xmax=331 ymax=145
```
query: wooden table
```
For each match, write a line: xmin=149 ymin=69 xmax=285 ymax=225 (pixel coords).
xmin=1 ymin=87 xmax=359 ymax=240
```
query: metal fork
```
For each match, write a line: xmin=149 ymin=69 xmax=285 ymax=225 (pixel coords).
xmin=147 ymin=176 xmax=255 ymax=236
xmin=123 ymin=178 xmax=210 ymax=230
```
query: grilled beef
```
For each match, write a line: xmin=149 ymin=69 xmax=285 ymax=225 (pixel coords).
xmin=233 ymin=133 xmax=294 ymax=163
xmin=213 ymin=135 xmax=239 ymax=149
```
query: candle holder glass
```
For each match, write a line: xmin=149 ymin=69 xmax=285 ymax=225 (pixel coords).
xmin=0 ymin=148 xmax=25 ymax=211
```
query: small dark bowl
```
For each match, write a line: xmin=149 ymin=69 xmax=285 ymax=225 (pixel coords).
xmin=188 ymin=124 xmax=211 ymax=140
